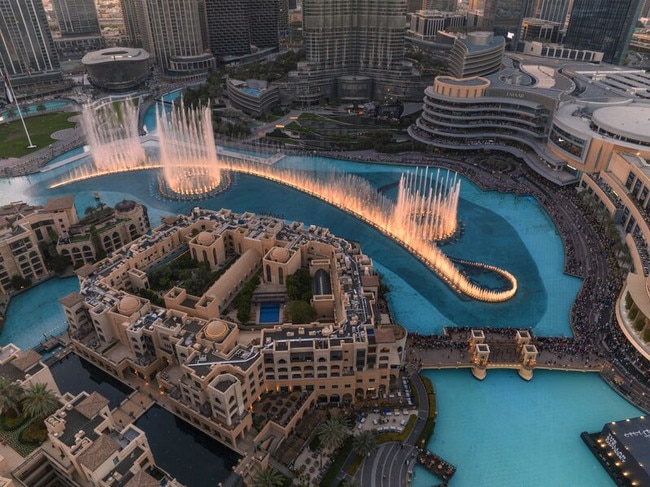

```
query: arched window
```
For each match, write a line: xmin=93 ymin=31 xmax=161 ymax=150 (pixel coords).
xmin=266 ymin=264 xmax=272 ymax=282
xmin=278 ymin=267 xmax=284 ymax=285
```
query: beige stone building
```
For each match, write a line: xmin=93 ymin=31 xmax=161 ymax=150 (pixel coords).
xmin=60 ymin=208 xmax=407 ymax=452
xmin=12 ymin=391 xmax=182 ymax=487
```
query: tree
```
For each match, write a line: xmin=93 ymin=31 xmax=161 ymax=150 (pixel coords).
xmin=317 ymin=417 xmax=349 ymax=453
xmin=285 ymin=268 xmax=312 ymax=301
xmin=352 ymin=430 xmax=377 ymax=459
xmin=250 ymin=467 xmax=284 ymax=487
xmin=285 ymin=300 xmax=316 ymax=324
xmin=22 ymin=383 xmax=59 ymax=418
xmin=10 ymin=274 xmax=31 ymax=290
xmin=0 ymin=377 xmax=25 ymax=416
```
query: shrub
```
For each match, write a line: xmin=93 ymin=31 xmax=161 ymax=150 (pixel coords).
xmin=632 ymin=316 xmax=647 ymax=331
xmin=633 ymin=315 xmax=646 ymax=332
xmin=0 ymin=413 xmax=28 ymax=431
xmin=19 ymin=420 xmax=47 ymax=445
xmin=628 ymin=306 xmax=639 ymax=321
xmin=624 ymin=292 xmax=633 ymax=310
xmin=644 ymin=326 xmax=650 ymax=343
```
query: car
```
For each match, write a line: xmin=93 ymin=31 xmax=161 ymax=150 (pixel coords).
xmin=403 ymin=409 xmax=409 ymax=415
xmin=357 ymin=423 xmax=363 ymax=430
xmin=400 ymin=419 xmax=407 ymax=426
xmin=360 ymin=417 xmax=366 ymax=424
xmin=373 ymin=419 xmax=379 ymax=425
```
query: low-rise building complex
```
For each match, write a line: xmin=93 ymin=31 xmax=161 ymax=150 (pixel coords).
xmin=59 ymin=208 xmax=406 ymax=453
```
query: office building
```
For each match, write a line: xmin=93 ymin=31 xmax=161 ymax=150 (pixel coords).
xmin=0 ymin=0 xmax=65 ymax=97
xmin=204 ymin=0 xmax=280 ymax=60
xmin=52 ymin=0 xmax=105 ymax=59
xmin=481 ymin=0 xmax=523 ymax=36
xmin=422 ymin=0 xmax=457 ymax=10
xmin=145 ymin=0 xmax=214 ymax=75
xmin=522 ymin=0 xmax=573 ymax=26
xmin=121 ymin=0 xmax=154 ymax=53
xmin=52 ymin=0 xmax=101 ymax=36
xmin=564 ymin=0 xmax=644 ymax=65
xmin=520 ymin=18 xmax=561 ymax=43
xmin=289 ymin=0 xmax=414 ymax=103
xmin=409 ymin=10 xmax=467 ymax=41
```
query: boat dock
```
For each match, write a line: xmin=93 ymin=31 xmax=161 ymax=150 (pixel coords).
xmin=417 ymin=449 xmax=456 ymax=483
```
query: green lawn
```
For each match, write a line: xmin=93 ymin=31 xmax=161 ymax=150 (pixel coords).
xmin=0 ymin=112 xmax=77 ymax=158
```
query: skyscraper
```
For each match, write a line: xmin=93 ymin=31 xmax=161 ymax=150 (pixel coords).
xmin=481 ymin=0 xmax=524 ymax=36
xmin=564 ymin=0 xmax=644 ymax=65
xmin=204 ymin=0 xmax=280 ymax=59
xmin=0 ymin=0 xmax=62 ymax=94
xmin=52 ymin=0 xmax=101 ymax=36
xmin=145 ymin=0 xmax=214 ymax=75
xmin=290 ymin=0 xmax=412 ymax=102
xmin=521 ymin=0 xmax=572 ymax=26
xmin=422 ymin=0 xmax=457 ymax=10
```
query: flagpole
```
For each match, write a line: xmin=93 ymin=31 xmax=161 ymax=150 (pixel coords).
xmin=3 ymin=71 xmax=36 ymax=149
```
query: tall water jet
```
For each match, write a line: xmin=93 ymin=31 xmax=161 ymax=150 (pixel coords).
xmin=156 ymin=101 xmax=222 ymax=198
xmin=82 ymin=99 xmax=146 ymax=172
xmin=394 ymin=167 xmax=460 ymax=241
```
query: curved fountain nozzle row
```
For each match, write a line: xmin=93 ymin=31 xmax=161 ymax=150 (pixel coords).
xmin=52 ymin=100 xmax=517 ymax=303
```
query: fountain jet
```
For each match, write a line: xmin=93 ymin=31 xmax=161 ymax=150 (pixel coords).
xmin=157 ymin=101 xmax=222 ymax=197
xmin=82 ymin=100 xmax=146 ymax=173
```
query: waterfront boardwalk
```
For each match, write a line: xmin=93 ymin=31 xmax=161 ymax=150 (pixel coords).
xmin=406 ymin=327 xmax=605 ymax=377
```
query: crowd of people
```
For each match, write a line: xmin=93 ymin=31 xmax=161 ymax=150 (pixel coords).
xmin=396 ymin=150 xmax=649 ymax=412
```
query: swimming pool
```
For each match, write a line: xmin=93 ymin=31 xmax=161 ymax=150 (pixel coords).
xmin=259 ymin=301 xmax=281 ymax=323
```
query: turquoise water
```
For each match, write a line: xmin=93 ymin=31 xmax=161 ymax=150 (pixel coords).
xmin=1 ymin=99 xmax=72 ymax=120
xmin=414 ymin=370 xmax=643 ymax=487
xmin=142 ymin=89 xmax=183 ymax=133
xmin=0 ymin=277 xmax=79 ymax=350
xmin=0 ymin=142 xmax=634 ymax=485
xmin=1 ymin=157 xmax=579 ymax=347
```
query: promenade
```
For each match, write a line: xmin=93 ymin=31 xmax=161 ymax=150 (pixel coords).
xmin=408 ymin=328 xmax=605 ymax=376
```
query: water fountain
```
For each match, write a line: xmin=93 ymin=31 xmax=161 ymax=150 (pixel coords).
xmin=394 ymin=167 xmax=461 ymax=242
xmin=82 ymin=99 xmax=146 ymax=173
xmin=156 ymin=101 xmax=224 ymax=199
xmin=52 ymin=101 xmax=517 ymax=302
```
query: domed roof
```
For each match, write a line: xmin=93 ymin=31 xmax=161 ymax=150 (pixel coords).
xmin=197 ymin=231 xmax=215 ymax=246
xmin=270 ymin=246 xmax=291 ymax=263
xmin=114 ymin=199 xmax=136 ymax=213
xmin=118 ymin=295 xmax=139 ymax=315
xmin=204 ymin=320 xmax=229 ymax=341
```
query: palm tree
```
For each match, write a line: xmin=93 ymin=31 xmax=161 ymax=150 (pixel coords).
xmin=316 ymin=416 xmax=350 ymax=467
xmin=317 ymin=417 xmax=349 ymax=452
xmin=21 ymin=383 xmax=59 ymax=418
xmin=0 ymin=377 xmax=25 ymax=416
xmin=250 ymin=467 xmax=284 ymax=487
xmin=352 ymin=430 xmax=377 ymax=459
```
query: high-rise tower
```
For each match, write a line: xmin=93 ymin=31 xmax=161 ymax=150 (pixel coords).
xmin=564 ymin=0 xmax=644 ymax=64
xmin=0 ymin=0 xmax=63 ymax=96
xmin=290 ymin=0 xmax=412 ymax=102
xmin=146 ymin=0 xmax=214 ymax=75
xmin=522 ymin=0 xmax=573 ymax=26
xmin=204 ymin=0 xmax=280 ymax=59
xmin=481 ymin=0 xmax=524 ymax=36
xmin=52 ymin=0 xmax=101 ymax=36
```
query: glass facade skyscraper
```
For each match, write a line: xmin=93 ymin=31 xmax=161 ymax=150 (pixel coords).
xmin=564 ymin=0 xmax=644 ymax=64
xmin=52 ymin=0 xmax=101 ymax=36
xmin=0 ymin=0 xmax=62 ymax=90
